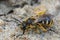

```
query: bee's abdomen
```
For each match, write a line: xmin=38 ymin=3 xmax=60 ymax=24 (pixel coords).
xmin=38 ymin=17 xmax=52 ymax=25
xmin=44 ymin=19 xmax=50 ymax=25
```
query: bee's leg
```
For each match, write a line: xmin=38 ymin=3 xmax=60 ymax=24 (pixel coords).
xmin=35 ymin=28 xmax=41 ymax=34
xmin=30 ymin=25 xmax=35 ymax=29
xmin=33 ymin=25 xmax=41 ymax=34
xmin=38 ymin=23 xmax=47 ymax=32
xmin=27 ymin=25 xmax=34 ymax=34
xmin=28 ymin=24 xmax=35 ymax=34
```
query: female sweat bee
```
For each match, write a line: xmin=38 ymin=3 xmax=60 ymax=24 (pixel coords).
xmin=20 ymin=14 xmax=54 ymax=34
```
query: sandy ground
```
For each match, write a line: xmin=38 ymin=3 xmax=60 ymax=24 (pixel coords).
xmin=0 ymin=0 xmax=60 ymax=40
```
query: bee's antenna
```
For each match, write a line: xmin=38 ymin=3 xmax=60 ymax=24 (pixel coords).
xmin=12 ymin=17 xmax=22 ymax=23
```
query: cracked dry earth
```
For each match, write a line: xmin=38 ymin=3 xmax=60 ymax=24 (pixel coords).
xmin=0 ymin=0 xmax=60 ymax=40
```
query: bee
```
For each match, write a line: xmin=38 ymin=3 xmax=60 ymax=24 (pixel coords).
xmin=20 ymin=14 xmax=53 ymax=34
